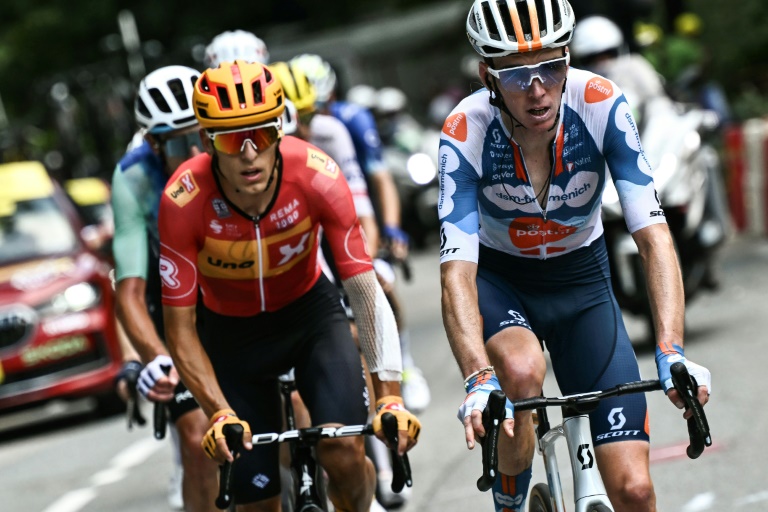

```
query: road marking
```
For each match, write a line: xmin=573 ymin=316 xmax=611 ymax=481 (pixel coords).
xmin=41 ymin=436 xmax=163 ymax=512
xmin=649 ymin=441 xmax=721 ymax=463
xmin=681 ymin=492 xmax=715 ymax=511
xmin=735 ymin=490 xmax=768 ymax=506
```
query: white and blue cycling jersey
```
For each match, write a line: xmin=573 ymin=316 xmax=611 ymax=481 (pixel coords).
xmin=329 ymin=100 xmax=387 ymax=176
xmin=438 ymin=67 xmax=666 ymax=263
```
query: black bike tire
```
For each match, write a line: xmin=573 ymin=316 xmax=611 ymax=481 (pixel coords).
xmin=587 ymin=504 xmax=612 ymax=512
xmin=528 ymin=482 xmax=554 ymax=512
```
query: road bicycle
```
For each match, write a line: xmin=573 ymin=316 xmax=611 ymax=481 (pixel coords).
xmin=215 ymin=373 xmax=413 ymax=511
xmin=477 ymin=362 xmax=711 ymax=512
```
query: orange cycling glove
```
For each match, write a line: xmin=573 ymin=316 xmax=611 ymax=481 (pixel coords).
xmin=372 ymin=396 xmax=421 ymax=443
xmin=201 ymin=408 xmax=251 ymax=460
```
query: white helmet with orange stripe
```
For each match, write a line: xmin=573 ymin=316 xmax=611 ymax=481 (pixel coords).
xmin=466 ymin=0 xmax=575 ymax=57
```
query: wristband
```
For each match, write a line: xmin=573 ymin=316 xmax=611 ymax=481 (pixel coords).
xmin=463 ymin=366 xmax=495 ymax=389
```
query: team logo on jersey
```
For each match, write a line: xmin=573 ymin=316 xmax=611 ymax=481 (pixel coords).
xmin=442 ymin=112 xmax=467 ymax=142
xmin=199 ymin=217 xmax=315 ymax=279
xmin=585 ymin=77 xmax=614 ymax=104
xmin=211 ymin=198 xmax=231 ymax=218
xmin=159 ymin=256 xmax=181 ymax=290
xmin=165 ymin=170 xmax=200 ymax=208
xmin=508 ymin=217 xmax=578 ymax=249
xmin=306 ymin=149 xmax=339 ymax=180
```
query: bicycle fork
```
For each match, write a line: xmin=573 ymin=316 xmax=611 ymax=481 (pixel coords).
xmin=537 ymin=409 xmax=614 ymax=512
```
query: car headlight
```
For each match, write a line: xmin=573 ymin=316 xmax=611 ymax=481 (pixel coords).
xmin=36 ymin=282 xmax=101 ymax=317
xmin=406 ymin=153 xmax=437 ymax=185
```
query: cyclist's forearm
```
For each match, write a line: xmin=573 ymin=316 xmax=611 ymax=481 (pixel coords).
xmin=441 ymin=261 xmax=489 ymax=378
xmin=163 ymin=305 xmax=229 ymax=418
xmin=370 ymin=372 xmax=402 ymax=401
xmin=634 ymin=223 xmax=685 ymax=347
xmin=115 ymin=280 xmax=167 ymax=363
xmin=359 ymin=214 xmax=380 ymax=256
xmin=371 ymin=171 xmax=401 ymax=227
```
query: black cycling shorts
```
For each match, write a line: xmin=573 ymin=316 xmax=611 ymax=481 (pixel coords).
xmin=199 ymin=274 xmax=368 ymax=504
xmin=476 ymin=236 xmax=649 ymax=446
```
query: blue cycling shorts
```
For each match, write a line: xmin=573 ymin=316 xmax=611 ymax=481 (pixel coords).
xmin=477 ymin=236 xmax=650 ymax=446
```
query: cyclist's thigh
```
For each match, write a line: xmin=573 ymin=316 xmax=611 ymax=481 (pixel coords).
xmin=218 ymin=377 xmax=284 ymax=504
xmin=166 ymin=380 xmax=200 ymax=424
xmin=595 ymin=440 xmax=653 ymax=495
xmin=549 ymin=288 xmax=649 ymax=445
xmin=294 ymin=289 xmax=368 ymax=427
xmin=477 ymin=266 xmax=533 ymax=342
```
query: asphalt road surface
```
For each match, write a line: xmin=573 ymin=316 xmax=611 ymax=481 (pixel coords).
xmin=1 ymin=235 xmax=767 ymax=512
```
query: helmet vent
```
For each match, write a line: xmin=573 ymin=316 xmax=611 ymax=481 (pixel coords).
xmin=264 ymin=67 xmax=272 ymax=82
xmin=235 ymin=83 xmax=246 ymax=106
xmin=217 ymin=87 xmax=231 ymax=109
xmin=136 ymin=98 xmax=151 ymax=120
xmin=252 ymin=81 xmax=263 ymax=104
xmin=482 ymin=2 xmax=503 ymax=42
xmin=167 ymin=78 xmax=189 ymax=111
xmin=149 ymin=88 xmax=171 ymax=113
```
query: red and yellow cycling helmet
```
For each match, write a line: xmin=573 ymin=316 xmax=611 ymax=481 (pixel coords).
xmin=193 ymin=60 xmax=285 ymax=130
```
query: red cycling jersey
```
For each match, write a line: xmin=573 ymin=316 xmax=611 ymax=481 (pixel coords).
xmin=158 ymin=136 xmax=372 ymax=316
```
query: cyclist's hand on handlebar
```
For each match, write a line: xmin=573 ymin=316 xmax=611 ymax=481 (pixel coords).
xmin=114 ymin=360 xmax=142 ymax=403
xmin=458 ymin=373 xmax=514 ymax=450
xmin=373 ymin=396 xmax=421 ymax=455
xmin=137 ymin=355 xmax=178 ymax=401
xmin=656 ymin=344 xmax=711 ymax=416
xmin=383 ymin=225 xmax=410 ymax=261
xmin=202 ymin=408 xmax=252 ymax=464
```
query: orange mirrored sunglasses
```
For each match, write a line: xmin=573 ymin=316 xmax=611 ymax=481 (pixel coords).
xmin=207 ymin=124 xmax=281 ymax=155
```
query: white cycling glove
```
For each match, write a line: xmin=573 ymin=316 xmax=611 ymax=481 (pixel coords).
xmin=458 ymin=373 xmax=514 ymax=423
xmin=137 ymin=355 xmax=174 ymax=399
xmin=655 ymin=344 xmax=712 ymax=396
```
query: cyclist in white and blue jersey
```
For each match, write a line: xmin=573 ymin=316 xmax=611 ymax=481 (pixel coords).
xmin=111 ymin=65 xmax=220 ymax=512
xmin=440 ymin=1 xmax=712 ymax=511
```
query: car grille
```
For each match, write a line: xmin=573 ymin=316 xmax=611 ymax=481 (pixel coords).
xmin=0 ymin=306 xmax=36 ymax=350
xmin=0 ymin=333 xmax=114 ymax=392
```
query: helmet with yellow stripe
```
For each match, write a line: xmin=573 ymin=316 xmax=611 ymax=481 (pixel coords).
xmin=193 ymin=60 xmax=285 ymax=130
xmin=269 ymin=61 xmax=317 ymax=115
xmin=466 ymin=0 xmax=575 ymax=57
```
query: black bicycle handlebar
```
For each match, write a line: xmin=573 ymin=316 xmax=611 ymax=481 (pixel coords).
xmin=670 ymin=362 xmax=712 ymax=459
xmin=477 ymin=390 xmax=507 ymax=491
xmin=478 ymin=372 xmax=711 ymax=490
xmin=215 ymin=423 xmax=245 ymax=510
xmin=215 ymin=412 xmax=412 ymax=508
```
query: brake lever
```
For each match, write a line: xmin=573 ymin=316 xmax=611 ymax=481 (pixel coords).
xmin=670 ymin=362 xmax=712 ymax=459
xmin=477 ymin=390 xmax=506 ymax=492
xmin=381 ymin=412 xmax=413 ymax=492
xmin=216 ymin=423 xmax=244 ymax=510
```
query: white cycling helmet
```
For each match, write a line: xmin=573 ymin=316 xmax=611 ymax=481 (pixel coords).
xmin=290 ymin=54 xmax=337 ymax=104
xmin=346 ymin=84 xmax=377 ymax=110
xmin=570 ymin=16 xmax=624 ymax=59
xmin=376 ymin=87 xmax=408 ymax=115
xmin=466 ymin=0 xmax=575 ymax=57
xmin=135 ymin=65 xmax=199 ymax=134
xmin=281 ymin=99 xmax=299 ymax=135
xmin=204 ymin=30 xmax=270 ymax=68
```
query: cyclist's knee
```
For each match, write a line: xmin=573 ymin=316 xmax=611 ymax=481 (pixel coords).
xmin=316 ymin=436 xmax=367 ymax=477
xmin=495 ymin=359 xmax=545 ymax=399
xmin=610 ymin=477 xmax=655 ymax=511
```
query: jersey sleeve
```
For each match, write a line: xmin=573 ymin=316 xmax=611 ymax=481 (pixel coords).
xmin=438 ymin=104 xmax=485 ymax=264
xmin=111 ymin=164 xmax=149 ymax=282
xmin=602 ymin=89 xmax=667 ymax=233
xmin=158 ymin=169 xmax=201 ymax=308
xmin=306 ymin=147 xmax=373 ymax=279
xmin=351 ymin=109 xmax=386 ymax=175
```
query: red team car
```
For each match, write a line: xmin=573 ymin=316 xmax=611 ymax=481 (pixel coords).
xmin=0 ymin=161 xmax=123 ymax=414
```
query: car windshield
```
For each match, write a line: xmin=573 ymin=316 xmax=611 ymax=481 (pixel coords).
xmin=0 ymin=197 xmax=79 ymax=265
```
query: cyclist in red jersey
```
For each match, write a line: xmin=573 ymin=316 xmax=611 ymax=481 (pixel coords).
xmin=158 ymin=60 xmax=420 ymax=512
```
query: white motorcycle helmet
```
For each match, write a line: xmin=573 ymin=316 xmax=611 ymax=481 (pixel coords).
xmin=346 ymin=84 xmax=377 ymax=110
xmin=134 ymin=65 xmax=199 ymax=134
xmin=376 ymin=87 xmax=408 ymax=116
xmin=466 ymin=0 xmax=575 ymax=57
xmin=570 ymin=16 xmax=625 ymax=60
xmin=290 ymin=54 xmax=336 ymax=104
xmin=204 ymin=30 xmax=270 ymax=68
